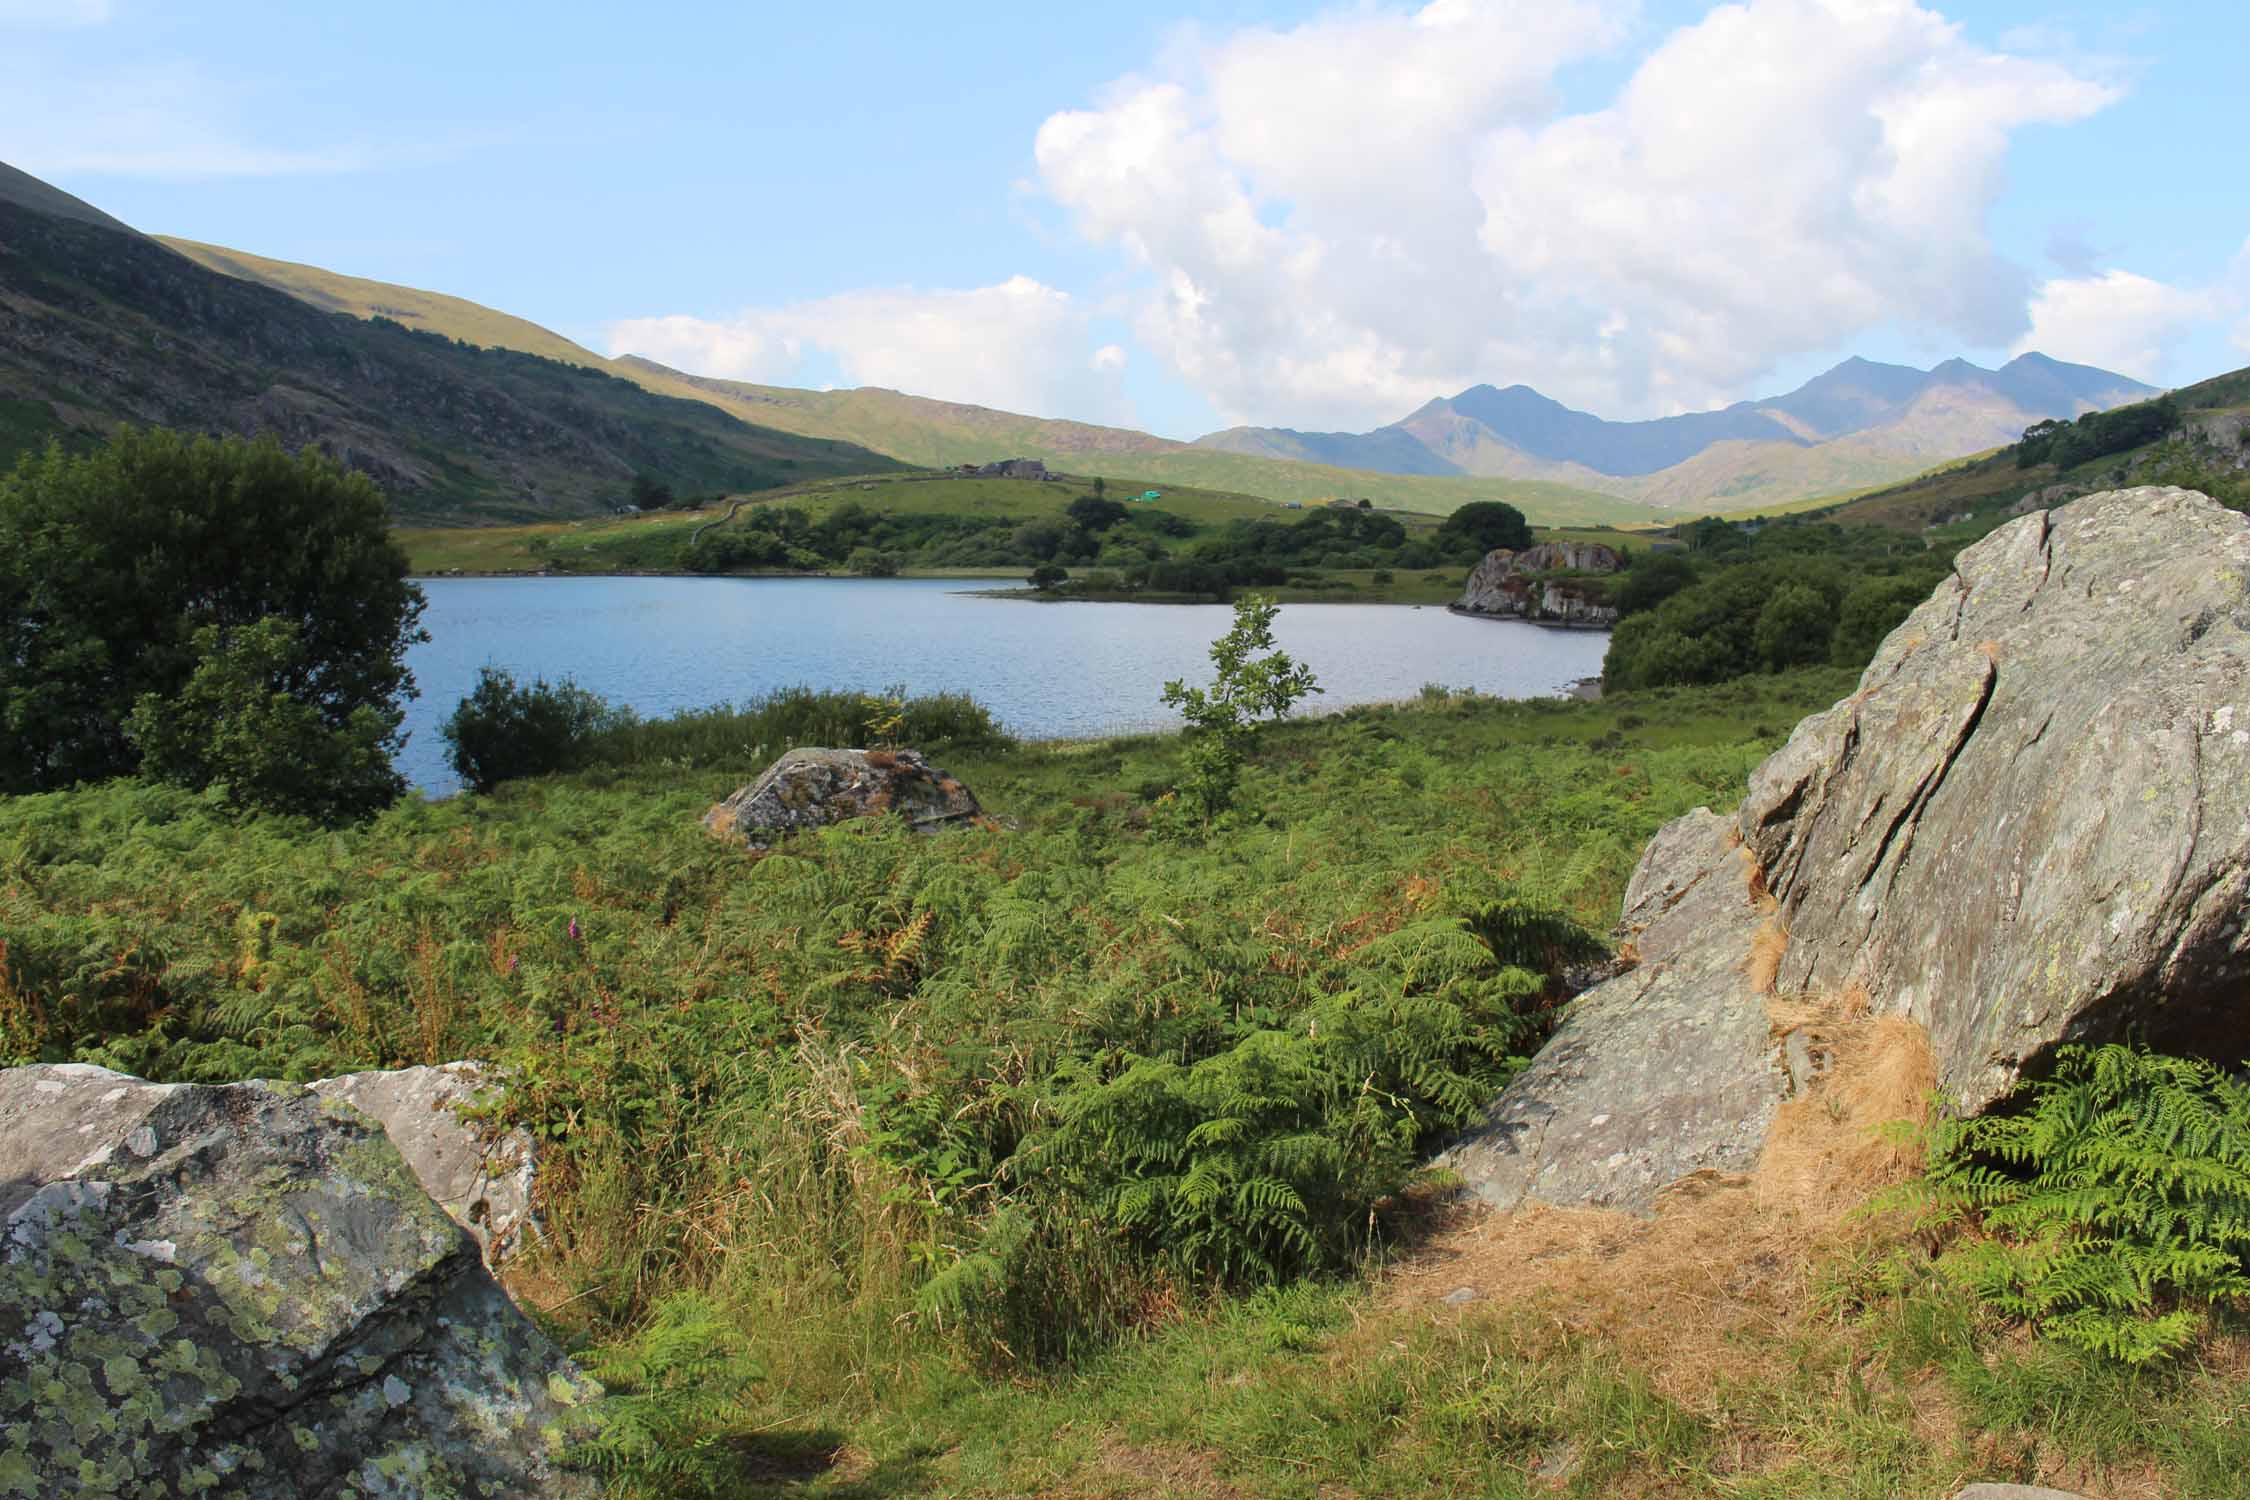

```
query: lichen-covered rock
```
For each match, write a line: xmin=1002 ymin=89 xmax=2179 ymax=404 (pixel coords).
xmin=1444 ymin=487 xmax=2250 ymax=1212
xmin=1455 ymin=542 xmax=1623 ymax=626
xmin=309 ymin=1062 xmax=539 ymax=1269
xmin=0 ymin=1063 xmax=598 ymax=1499
xmin=702 ymin=746 xmax=982 ymax=849
xmin=1741 ymin=486 xmax=2250 ymax=1112
xmin=1439 ymin=809 xmax=1780 ymax=1211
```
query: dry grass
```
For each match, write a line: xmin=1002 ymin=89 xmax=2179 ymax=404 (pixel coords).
xmin=1379 ymin=1006 xmax=1942 ymax=1420
xmin=1745 ymin=916 xmax=1789 ymax=994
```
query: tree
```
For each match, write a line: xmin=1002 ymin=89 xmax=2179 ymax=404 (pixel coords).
xmin=1615 ymin=552 xmax=1696 ymax=616
xmin=1753 ymin=582 xmax=1834 ymax=671
xmin=1028 ymin=563 xmax=1068 ymax=590
xmin=1160 ymin=596 xmax=1322 ymax=820
xmin=845 ymin=547 xmax=901 ymax=577
xmin=0 ymin=430 xmax=426 ymax=800
xmin=1067 ymin=495 xmax=1129 ymax=532
xmin=629 ymin=473 xmax=677 ymax=510
xmin=1437 ymin=501 xmax=1533 ymax=555
xmin=124 ymin=619 xmax=406 ymax=820
xmin=441 ymin=666 xmax=626 ymax=794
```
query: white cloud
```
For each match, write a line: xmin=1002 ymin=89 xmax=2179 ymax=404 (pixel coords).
xmin=1036 ymin=0 xmax=2122 ymax=427
xmin=2013 ymin=270 xmax=2220 ymax=381
xmin=606 ymin=276 xmax=1136 ymax=425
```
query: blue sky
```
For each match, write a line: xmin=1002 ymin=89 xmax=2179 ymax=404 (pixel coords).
xmin=6 ymin=0 xmax=2244 ymax=438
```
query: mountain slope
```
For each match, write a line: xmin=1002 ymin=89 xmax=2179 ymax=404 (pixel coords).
xmin=1196 ymin=355 xmax=2161 ymax=508
xmin=0 ymin=167 xmax=901 ymax=522
xmin=154 ymin=238 xmax=1655 ymax=524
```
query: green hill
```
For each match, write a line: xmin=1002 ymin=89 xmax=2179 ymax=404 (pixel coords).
xmin=158 ymin=238 xmax=1658 ymax=527
xmin=1822 ymin=366 xmax=2250 ymax=535
xmin=0 ymin=172 xmax=902 ymax=524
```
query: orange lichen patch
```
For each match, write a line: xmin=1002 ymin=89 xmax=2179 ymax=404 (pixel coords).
xmin=864 ymin=749 xmax=900 ymax=769
xmin=1744 ymin=916 xmax=1789 ymax=994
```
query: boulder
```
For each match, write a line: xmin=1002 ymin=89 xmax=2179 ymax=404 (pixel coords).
xmin=1445 ymin=487 xmax=2250 ymax=1211
xmin=0 ymin=1063 xmax=598 ymax=1498
xmin=1456 ymin=542 xmax=1624 ymax=627
xmin=308 ymin=1061 xmax=539 ymax=1269
xmin=703 ymin=746 xmax=983 ymax=849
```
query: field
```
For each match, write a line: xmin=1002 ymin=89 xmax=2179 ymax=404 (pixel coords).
xmin=8 ymin=662 xmax=2245 ymax=1498
xmin=399 ymin=471 xmax=1446 ymax=577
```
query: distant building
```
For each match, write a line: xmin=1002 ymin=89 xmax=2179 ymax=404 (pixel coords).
xmin=972 ymin=458 xmax=1050 ymax=480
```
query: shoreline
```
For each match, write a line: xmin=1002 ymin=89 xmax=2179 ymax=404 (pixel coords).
xmin=410 ymin=571 xmax=1462 ymax=605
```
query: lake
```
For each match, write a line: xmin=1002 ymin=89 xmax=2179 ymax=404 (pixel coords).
xmin=398 ymin=577 xmax=1608 ymax=793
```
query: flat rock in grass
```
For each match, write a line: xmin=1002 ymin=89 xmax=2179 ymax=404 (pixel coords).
xmin=1953 ymin=1487 xmax=2092 ymax=1500
xmin=308 ymin=1060 xmax=539 ymax=1269
xmin=0 ymin=1062 xmax=598 ymax=1499
xmin=1442 ymin=487 xmax=2250 ymax=1213
xmin=703 ymin=746 xmax=983 ymax=849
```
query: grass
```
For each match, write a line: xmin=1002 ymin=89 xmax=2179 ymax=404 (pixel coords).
xmin=397 ymin=471 xmax=1445 ymax=579
xmin=8 ymin=664 xmax=2245 ymax=1497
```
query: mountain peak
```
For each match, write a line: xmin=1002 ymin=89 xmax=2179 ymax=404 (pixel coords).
xmin=0 ymin=160 xmax=143 ymax=238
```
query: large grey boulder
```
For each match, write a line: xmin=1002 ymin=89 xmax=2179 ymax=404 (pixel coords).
xmin=1445 ymin=487 xmax=2250 ymax=1212
xmin=309 ymin=1061 xmax=539 ymax=1269
xmin=1439 ymin=810 xmax=1780 ymax=1211
xmin=0 ymin=1063 xmax=598 ymax=1498
xmin=703 ymin=746 xmax=983 ymax=849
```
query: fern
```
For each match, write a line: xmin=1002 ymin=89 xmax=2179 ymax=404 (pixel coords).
xmin=1913 ymin=1044 xmax=2250 ymax=1363
xmin=567 ymin=1292 xmax=766 ymax=1497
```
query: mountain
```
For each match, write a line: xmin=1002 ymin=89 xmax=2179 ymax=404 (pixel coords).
xmin=1196 ymin=355 xmax=2161 ymax=509
xmin=154 ymin=239 xmax=1653 ymax=525
xmin=0 ymin=164 xmax=900 ymax=522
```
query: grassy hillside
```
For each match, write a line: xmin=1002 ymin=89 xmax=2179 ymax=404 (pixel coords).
xmin=1824 ymin=368 xmax=2250 ymax=535
xmin=0 ymin=194 xmax=902 ymax=523
xmin=400 ymin=469 xmax=1436 ymax=575
xmin=8 ymin=673 xmax=2243 ymax=1498
xmin=160 ymin=238 xmax=1658 ymax=527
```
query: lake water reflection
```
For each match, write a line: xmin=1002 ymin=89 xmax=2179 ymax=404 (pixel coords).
xmin=398 ymin=577 xmax=1607 ymax=794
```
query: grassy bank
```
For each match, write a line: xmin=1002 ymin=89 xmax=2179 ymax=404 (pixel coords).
xmin=5 ymin=671 xmax=2242 ymax=1498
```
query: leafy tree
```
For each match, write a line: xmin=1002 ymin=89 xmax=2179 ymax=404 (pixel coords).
xmin=1161 ymin=596 xmax=1322 ymax=820
xmin=1028 ymin=563 xmax=1068 ymax=590
xmin=440 ymin=666 xmax=627 ymax=793
xmin=630 ymin=474 xmax=677 ymax=510
xmin=845 ymin=547 xmax=901 ymax=577
xmin=0 ymin=429 xmax=426 ymax=797
xmin=1829 ymin=574 xmax=1935 ymax=666
xmin=1614 ymin=552 xmax=1696 ymax=616
xmin=1437 ymin=501 xmax=1532 ymax=555
xmin=1066 ymin=495 xmax=1129 ymax=532
xmin=124 ymin=619 xmax=405 ymax=821
xmin=1753 ymin=582 xmax=1833 ymax=670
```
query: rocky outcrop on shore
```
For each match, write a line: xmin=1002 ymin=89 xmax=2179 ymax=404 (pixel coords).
xmin=1444 ymin=486 xmax=2250 ymax=1212
xmin=705 ymin=746 xmax=984 ymax=849
xmin=0 ymin=1063 xmax=598 ymax=1498
xmin=1455 ymin=541 xmax=1625 ymax=627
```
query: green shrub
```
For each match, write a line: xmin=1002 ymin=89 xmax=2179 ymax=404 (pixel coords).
xmin=126 ymin=618 xmax=404 ymax=821
xmin=441 ymin=666 xmax=625 ymax=792
xmin=1161 ymin=596 xmax=1322 ymax=820
xmin=1911 ymin=1044 xmax=2250 ymax=1364
xmin=0 ymin=428 xmax=424 ymax=796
